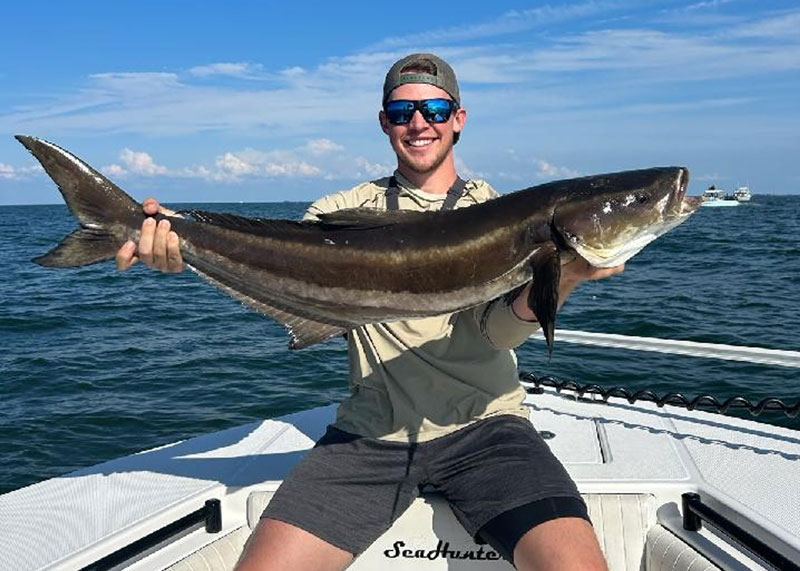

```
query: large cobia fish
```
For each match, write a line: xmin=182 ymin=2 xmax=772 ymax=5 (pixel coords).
xmin=17 ymin=135 xmax=698 ymax=353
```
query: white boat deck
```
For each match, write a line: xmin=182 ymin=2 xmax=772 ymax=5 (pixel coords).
xmin=1 ymin=382 xmax=798 ymax=570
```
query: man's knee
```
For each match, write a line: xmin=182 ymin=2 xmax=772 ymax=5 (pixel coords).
xmin=235 ymin=518 xmax=354 ymax=571
xmin=513 ymin=517 xmax=607 ymax=571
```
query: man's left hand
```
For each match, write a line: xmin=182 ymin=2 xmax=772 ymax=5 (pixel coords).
xmin=561 ymin=256 xmax=625 ymax=286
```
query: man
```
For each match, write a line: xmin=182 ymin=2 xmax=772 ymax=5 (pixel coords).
xmin=117 ymin=53 xmax=617 ymax=570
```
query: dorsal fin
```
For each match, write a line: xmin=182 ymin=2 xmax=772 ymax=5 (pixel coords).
xmin=180 ymin=207 xmax=434 ymax=236
xmin=316 ymin=207 xmax=433 ymax=228
xmin=179 ymin=209 xmax=306 ymax=235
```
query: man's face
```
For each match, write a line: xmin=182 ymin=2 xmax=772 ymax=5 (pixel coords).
xmin=379 ymin=83 xmax=466 ymax=176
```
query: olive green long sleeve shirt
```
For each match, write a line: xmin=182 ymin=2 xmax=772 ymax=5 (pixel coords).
xmin=304 ymin=172 xmax=540 ymax=442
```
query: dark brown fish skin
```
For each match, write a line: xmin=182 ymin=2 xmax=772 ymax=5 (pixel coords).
xmin=16 ymin=134 xmax=693 ymax=351
xmin=168 ymin=166 xmax=689 ymax=293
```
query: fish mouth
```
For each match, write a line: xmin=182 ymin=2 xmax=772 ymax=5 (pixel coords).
xmin=675 ymin=168 xmax=699 ymax=215
xmin=554 ymin=166 xmax=698 ymax=268
xmin=643 ymin=166 xmax=696 ymax=226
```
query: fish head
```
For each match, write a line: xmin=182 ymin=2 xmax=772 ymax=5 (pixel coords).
xmin=552 ymin=167 xmax=698 ymax=267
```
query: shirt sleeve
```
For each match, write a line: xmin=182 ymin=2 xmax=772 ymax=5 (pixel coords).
xmin=472 ymin=294 xmax=541 ymax=350
xmin=303 ymin=181 xmax=382 ymax=220
xmin=304 ymin=194 xmax=343 ymax=221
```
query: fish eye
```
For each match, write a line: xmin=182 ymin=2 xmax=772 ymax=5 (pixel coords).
xmin=637 ymin=195 xmax=649 ymax=204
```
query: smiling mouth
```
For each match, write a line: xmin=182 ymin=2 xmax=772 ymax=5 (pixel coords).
xmin=406 ymin=138 xmax=435 ymax=148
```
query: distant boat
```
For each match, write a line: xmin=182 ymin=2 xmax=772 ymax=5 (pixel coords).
xmin=700 ymin=185 xmax=739 ymax=207
xmin=733 ymin=185 xmax=752 ymax=202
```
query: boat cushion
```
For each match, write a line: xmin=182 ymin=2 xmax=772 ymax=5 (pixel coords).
xmin=247 ymin=490 xmax=274 ymax=529
xmin=645 ymin=524 xmax=720 ymax=571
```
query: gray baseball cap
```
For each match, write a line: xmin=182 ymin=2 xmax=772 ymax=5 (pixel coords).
xmin=382 ymin=53 xmax=460 ymax=105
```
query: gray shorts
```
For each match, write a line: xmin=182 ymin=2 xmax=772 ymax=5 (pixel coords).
xmin=261 ymin=414 xmax=585 ymax=558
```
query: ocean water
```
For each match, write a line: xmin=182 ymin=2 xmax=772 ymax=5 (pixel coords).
xmin=1 ymin=197 xmax=798 ymax=495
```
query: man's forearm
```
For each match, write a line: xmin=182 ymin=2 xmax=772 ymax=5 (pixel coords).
xmin=510 ymin=278 xmax=580 ymax=322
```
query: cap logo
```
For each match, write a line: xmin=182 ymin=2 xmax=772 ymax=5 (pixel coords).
xmin=396 ymin=73 xmax=443 ymax=87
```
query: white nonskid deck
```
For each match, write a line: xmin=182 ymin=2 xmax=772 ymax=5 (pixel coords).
xmin=1 ymin=382 xmax=798 ymax=570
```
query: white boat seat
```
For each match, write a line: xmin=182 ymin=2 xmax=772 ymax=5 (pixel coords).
xmin=584 ymin=493 xmax=656 ymax=571
xmin=165 ymin=526 xmax=249 ymax=571
xmin=247 ymin=491 xmax=661 ymax=570
xmin=165 ymin=492 xmax=719 ymax=571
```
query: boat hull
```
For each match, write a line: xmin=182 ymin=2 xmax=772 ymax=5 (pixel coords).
xmin=700 ymin=200 xmax=739 ymax=207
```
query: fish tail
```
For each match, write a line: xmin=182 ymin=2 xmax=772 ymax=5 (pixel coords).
xmin=16 ymin=135 xmax=141 ymax=267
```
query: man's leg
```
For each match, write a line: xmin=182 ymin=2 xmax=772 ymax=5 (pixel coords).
xmin=242 ymin=425 xmax=422 ymax=569
xmin=426 ymin=416 xmax=608 ymax=568
xmin=513 ymin=517 xmax=606 ymax=571
xmin=235 ymin=518 xmax=354 ymax=571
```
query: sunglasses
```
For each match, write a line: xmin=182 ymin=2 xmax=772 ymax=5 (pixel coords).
xmin=383 ymin=98 xmax=458 ymax=125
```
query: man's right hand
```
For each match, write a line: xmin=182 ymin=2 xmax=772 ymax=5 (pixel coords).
xmin=115 ymin=198 xmax=185 ymax=273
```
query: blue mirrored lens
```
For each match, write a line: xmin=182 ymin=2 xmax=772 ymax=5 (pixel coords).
xmin=385 ymin=100 xmax=416 ymax=125
xmin=420 ymin=99 xmax=454 ymax=123
xmin=384 ymin=99 xmax=455 ymax=125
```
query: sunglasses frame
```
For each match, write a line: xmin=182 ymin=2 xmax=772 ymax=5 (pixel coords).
xmin=383 ymin=98 xmax=459 ymax=125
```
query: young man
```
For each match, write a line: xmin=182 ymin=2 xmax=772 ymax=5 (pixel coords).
xmin=117 ymin=54 xmax=617 ymax=570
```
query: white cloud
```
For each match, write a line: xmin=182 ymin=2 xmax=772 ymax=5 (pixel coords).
xmin=728 ymin=10 xmax=800 ymax=39
xmin=366 ymin=1 xmax=611 ymax=50
xmin=305 ymin=139 xmax=345 ymax=155
xmin=695 ymin=173 xmax=726 ymax=182
xmin=103 ymin=148 xmax=168 ymax=177
xmin=0 ymin=162 xmax=43 ymax=180
xmin=206 ymin=147 xmax=321 ymax=181
xmin=0 ymin=64 xmax=380 ymax=136
xmin=215 ymin=152 xmax=258 ymax=177
xmin=6 ymin=7 xmax=796 ymax=139
xmin=488 ymin=23 xmax=800 ymax=90
xmin=280 ymin=66 xmax=306 ymax=77
xmin=88 ymin=138 xmax=389 ymax=184
xmin=189 ymin=62 xmax=266 ymax=78
xmin=535 ymin=159 xmax=581 ymax=180
xmin=682 ymin=0 xmax=736 ymax=12
xmin=500 ymin=150 xmax=581 ymax=181
xmin=355 ymin=156 xmax=392 ymax=178
xmin=120 ymin=149 xmax=168 ymax=175
xmin=264 ymin=161 xmax=320 ymax=177
xmin=2 ymin=3 xmax=797 ymax=198
xmin=89 ymin=72 xmax=182 ymax=94
xmin=103 ymin=164 xmax=126 ymax=177
xmin=454 ymin=156 xmax=487 ymax=181
xmin=0 ymin=163 xmax=16 ymax=179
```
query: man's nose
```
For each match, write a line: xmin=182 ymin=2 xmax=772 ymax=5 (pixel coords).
xmin=407 ymin=109 xmax=429 ymax=129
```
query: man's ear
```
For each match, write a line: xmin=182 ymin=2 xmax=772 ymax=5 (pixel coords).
xmin=453 ymin=107 xmax=467 ymax=135
xmin=379 ymin=110 xmax=390 ymax=134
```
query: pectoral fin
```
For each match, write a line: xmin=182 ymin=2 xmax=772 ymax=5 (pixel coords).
xmin=528 ymin=243 xmax=561 ymax=356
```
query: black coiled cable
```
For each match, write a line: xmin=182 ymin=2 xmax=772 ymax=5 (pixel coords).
xmin=520 ymin=371 xmax=800 ymax=418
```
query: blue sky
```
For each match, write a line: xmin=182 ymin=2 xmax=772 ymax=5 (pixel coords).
xmin=1 ymin=0 xmax=798 ymax=205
